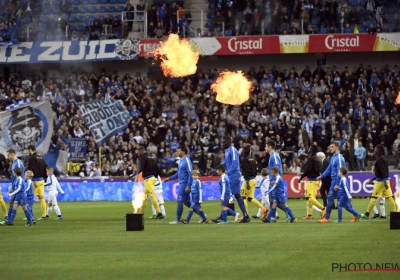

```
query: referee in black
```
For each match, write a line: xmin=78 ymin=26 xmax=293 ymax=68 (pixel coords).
xmin=27 ymin=145 xmax=47 ymax=220
xmin=317 ymin=152 xmax=332 ymax=208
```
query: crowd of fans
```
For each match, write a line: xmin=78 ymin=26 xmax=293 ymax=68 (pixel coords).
xmin=0 ymin=62 xmax=400 ymax=178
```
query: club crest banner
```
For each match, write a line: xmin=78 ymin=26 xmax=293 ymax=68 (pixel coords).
xmin=76 ymin=99 xmax=130 ymax=146
xmin=0 ymin=101 xmax=53 ymax=156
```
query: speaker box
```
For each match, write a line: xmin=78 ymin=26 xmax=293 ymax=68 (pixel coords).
xmin=228 ymin=203 xmax=235 ymax=211
xmin=126 ymin=213 xmax=144 ymax=231
xmin=390 ymin=212 xmax=400 ymax=230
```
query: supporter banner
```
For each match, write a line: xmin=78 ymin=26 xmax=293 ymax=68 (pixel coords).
xmin=0 ymin=39 xmax=139 ymax=63
xmin=1 ymin=172 xmax=398 ymax=201
xmin=0 ymin=101 xmax=53 ymax=156
xmin=69 ymin=138 xmax=87 ymax=161
xmin=43 ymin=150 xmax=68 ymax=173
xmin=76 ymin=99 xmax=130 ymax=146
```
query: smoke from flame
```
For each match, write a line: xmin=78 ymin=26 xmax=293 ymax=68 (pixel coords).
xmin=211 ymin=71 xmax=252 ymax=105
xmin=152 ymin=34 xmax=199 ymax=77
xmin=396 ymin=91 xmax=400 ymax=105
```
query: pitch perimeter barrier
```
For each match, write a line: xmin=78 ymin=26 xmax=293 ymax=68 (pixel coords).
xmin=0 ymin=172 xmax=399 ymax=202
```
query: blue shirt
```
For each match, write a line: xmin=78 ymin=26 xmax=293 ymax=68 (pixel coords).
xmin=321 ymin=153 xmax=345 ymax=187
xmin=25 ymin=179 xmax=34 ymax=197
xmin=191 ymin=179 xmax=202 ymax=203
xmin=338 ymin=177 xmax=352 ymax=199
xmin=265 ymin=175 xmax=284 ymax=198
xmin=224 ymin=146 xmax=241 ymax=178
xmin=219 ymin=174 xmax=231 ymax=199
xmin=268 ymin=151 xmax=283 ymax=176
xmin=354 ymin=146 xmax=366 ymax=160
xmin=11 ymin=158 xmax=25 ymax=182
xmin=169 ymin=156 xmax=193 ymax=188
xmin=10 ymin=177 xmax=24 ymax=196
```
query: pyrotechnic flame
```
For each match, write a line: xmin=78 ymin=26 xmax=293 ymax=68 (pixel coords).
xmin=396 ymin=91 xmax=400 ymax=105
xmin=132 ymin=183 xmax=145 ymax=213
xmin=152 ymin=34 xmax=199 ymax=77
xmin=211 ymin=71 xmax=252 ymax=105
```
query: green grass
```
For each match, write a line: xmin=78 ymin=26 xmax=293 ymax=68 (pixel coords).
xmin=0 ymin=199 xmax=399 ymax=280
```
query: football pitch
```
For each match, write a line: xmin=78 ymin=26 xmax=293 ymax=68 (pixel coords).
xmin=1 ymin=199 xmax=399 ymax=280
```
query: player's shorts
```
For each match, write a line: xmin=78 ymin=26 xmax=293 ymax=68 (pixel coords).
xmin=229 ymin=174 xmax=241 ymax=195
xmin=241 ymin=179 xmax=256 ymax=198
xmin=273 ymin=195 xmax=286 ymax=205
xmin=328 ymin=183 xmax=339 ymax=199
xmin=221 ymin=196 xmax=230 ymax=207
xmin=14 ymin=193 xmax=27 ymax=206
xmin=371 ymin=181 xmax=393 ymax=198
xmin=305 ymin=180 xmax=319 ymax=198
xmin=190 ymin=202 xmax=201 ymax=210
xmin=154 ymin=189 xmax=164 ymax=205
xmin=48 ymin=191 xmax=59 ymax=205
xmin=33 ymin=180 xmax=45 ymax=197
xmin=177 ymin=186 xmax=190 ymax=203
xmin=26 ymin=195 xmax=34 ymax=206
xmin=143 ymin=177 xmax=156 ymax=197
xmin=338 ymin=196 xmax=353 ymax=209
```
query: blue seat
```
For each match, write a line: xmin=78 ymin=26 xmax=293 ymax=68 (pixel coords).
xmin=79 ymin=15 xmax=86 ymax=22
xmin=359 ymin=9 xmax=367 ymax=16
xmin=51 ymin=7 xmax=60 ymax=14
xmin=43 ymin=7 xmax=51 ymax=15
xmin=72 ymin=7 xmax=79 ymax=14
xmin=224 ymin=29 xmax=232 ymax=36
xmin=388 ymin=16 xmax=396 ymax=24
xmin=118 ymin=0 xmax=125 ymax=4
xmin=320 ymin=27 xmax=328 ymax=33
xmin=81 ymin=0 xmax=89 ymax=5
xmin=116 ymin=15 xmax=122 ymax=21
xmin=236 ymin=11 xmax=244 ymax=20
xmin=98 ymin=15 xmax=104 ymax=20
xmin=207 ymin=12 xmax=215 ymax=19
xmin=108 ymin=6 xmax=116 ymax=13
xmin=117 ymin=6 xmax=125 ymax=13
xmin=41 ymin=16 xmax=49 ymax=24
xmin=311 ymin=18 xmax=319 ymax=26
xmin=360 ymin=0 xmax=367 ymax=6
xmin=90 ymin=0 xmax=99 ymax=4
xmin=387 ymin=8 xmax=395 ymax=15
xmin=100 ymin=0 xmax=108 ymax=4
xmin=350 ymin=0 xmax=358 ymax=8
xmin=73 ymin=0 xmax=80 ymax=5
xmin=209 ymin=3 xmax=215 ymax=10
xmin=109 ymin=0 xmax=117 ymax=4
xmin=99 ymin=6 xmax=107 ymax=13
xmin=89 ymin=7 xmax=97 ymax=13
xmin=69 ymin=16 xmax=77 ymax=23
xmin=386 ymin=25 xmax=394 ymax=32
xmin=76 ymin=25 xmax=85 ymax=32
xmin=24 ymin=17 xmax=32 ymax=24
xmin=206 ymin=20 xmax=214 ymax=29
xmin=80 ymin=7 xmax=88 ymax=14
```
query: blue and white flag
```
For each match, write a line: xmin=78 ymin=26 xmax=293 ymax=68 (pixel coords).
xmin=76 ymin=99 xmax=130 ymax=146
xmin=0 ymin=101 xmax=53 ymax=156
xmin=43 ymin=150 xmax=68 ymax=174
xmin=6 ymin=98 xmax=31 ymax=111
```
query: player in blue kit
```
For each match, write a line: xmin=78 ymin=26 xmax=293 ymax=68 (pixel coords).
xmin=181 ymin=170 xmax=208 ymax=224
xmin=222 ymin=136 xmax=249 ymax=223
xmin=4 ymin=167 xmax=34 ymax=226
xmin=318 ymin=142 xmax=346 ymax=223
xmin=165 ymin=146 xmax=193 ymax=225
xmin=216 ymin=164 xmax=240 ymax=224
xmin=334 ymin=167 xmax=361 ymax=223
xmin=24 ymin=170 xmax=36 ymax=224
xmin=0 ymin=149 xmax=25 ymax=225
xmin=262 ymin=166 xmax=297 ymax=223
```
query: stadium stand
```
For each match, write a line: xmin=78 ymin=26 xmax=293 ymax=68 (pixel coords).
xmin=0 ymin=62 xmax=399 ymax=178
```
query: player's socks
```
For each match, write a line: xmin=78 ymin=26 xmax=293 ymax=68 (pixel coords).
xmin=325 ymin=199 xmax=334 ymax=220
xmin=243 ymin=199 xmax=248 ymax=214
xmin=380 ymin=203 xmax=386 ymax=217
xmin=54 ymin=205 xmax=62 ymax=216
xmin=221 ymin=210 xmax=227 ymax=222
xmin=313 ymin=206 xmax=322 ymax=213
xmin=237 ymin=197 xmax=249 ymax=218
xmin=265 ymin=207 xmax=276 ymax=221
xmin=338 ymin=207 xmax=343 ymax=221
xmin=160 ymin=205 xmax=166 ymax=216
xmin=6 ymin=205 xmax=13 ymax=221
xmin=0 ymin=199 xmax=7 ymax=217
xmin=372 ymin=205 xmax=379 ymax=215
xmin=39 ymin=198 xmax=47 ymax=218
xmin=151 ymin=205 xmax=157 ymax=216
xmin=47 ymin=206 xmax=53 ymax=217
xmin=198 ymin=210 xmax=207 ymax=221
xmin=9 ymin=209 xmax=17 ymax=224
xmin=256 ymin=208 xmax=262 ymax=218
xmin=284 ymin=206 xmax=295 ymax=220
xmin=176 ymin=203 xmax=184 ymax=220
xmin=24 ymin=209 xmax=33 ymax=224
xmin=186 ymin=211 xmax=194 ymax=222
xmin=345 ymin=205 xmax=359 ymax=217
xmin=226 ymin=208 xmax=236 ymax=217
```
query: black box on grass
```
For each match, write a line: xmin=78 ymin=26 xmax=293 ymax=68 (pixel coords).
xmin=126 ymin=213 xmax=144 ymax=231
xmin=390 ymin=212 xmax=400 ymax=230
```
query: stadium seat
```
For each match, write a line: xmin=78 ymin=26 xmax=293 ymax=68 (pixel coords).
xmin=79 ymin=15 xmax=86 ymax=22
xmin=53 ymin=0 xmax=61 ymax=5
xmin=80 ymin=7 xmax=88 ymax=14
xmin=41 ymin=16 xmax=49 ymax=24
xmin=117 ymin=15 xmax=122 ymax=21
xmin=388 ymin=17 xmax=396 ymax=24
xmin=386 ymin=25 xmax=394 ymax=32
xmin=350 ymin=0 xmax=358 ymax=8
xmin=320 ymin=27 xmax=328 ymax=33
xmin=69 ymin=16 xmax=77 ymax=23
xmin=209 ymin=3 xmax=215 ymax=10
xmin=100 ymin=0 xmax=108 ymax=4
xmin=98 ymin=15 xmax=105 ymax=20
xmin=207 ymin=12 xmax=215 ymax=19
xmin=118 ymin=0 xmax=126 ymax=4
xmin=43 ymin=7 xmax=51 ymax=15
xmin=387 ymin=8 xmax=395 ymax=15
xmin=99 ymin=6 xmax=107 ymax=13
xmin=89 ymin=7 xmax=97 ymax=13
xmin=24 ymin=17 xmax=32 ymax=24
xmin=72 ymin=7 xmax=79 ymax=14
xmin=108 ymin=6 xmax=116 ymax=13
xmin=81 ymin=0 xmax=89 ymax=5
xmin=360 ymin=0 xmax=367 ymax=6
xmin=359 ymin=9 xmax=367 ymax=16
xmin=51 ymin=7 xmax=60 ymax=14
xmin=73 ymin=0 xmax=80 ymax=5
xmin=90 ymin=0 xmax=99 ymax=4
xmin=206 ymin=20 xmax=214 ymax=29
xmin=311 ymin=18 xmax=319 ymax=26
xmin=236 ymin=11 xmax=244 ymax=20
xmin=117 ymin=6 xmax=125 ymax=13
xmin=109 ymin=0 xmax=117 ymax=4
xmin=224 ymin=29 xmax=232 ymax=36
xmin=76 ymin=25 xmax=85 ymax=32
